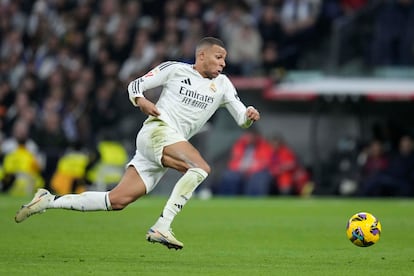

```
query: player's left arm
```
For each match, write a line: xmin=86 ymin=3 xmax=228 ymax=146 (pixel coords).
xmin=245 ymin=106 xmax=260 ymax=122
xmin=222 ymin=77 xmax=260 ymax=128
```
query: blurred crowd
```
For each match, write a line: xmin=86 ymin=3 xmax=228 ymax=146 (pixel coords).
xmin=328 ymin=124 xmax=414 ymax=197
xmin=215 ymin=128 xmax=313 ymax=197
xmin=1 ymin=0 xmax=413 ymax=196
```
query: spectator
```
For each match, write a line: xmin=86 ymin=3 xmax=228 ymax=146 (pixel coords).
xmin=202 ymin=1 xmax=227 ymax=37
xmin=179 ymin=0 xmax=203 ymax=40
xmin=91 ymin=45 xmax=112 ymax=81
xmin=161 ymin=31 xmax=181 ymax=61
xmin=1 ymin=29 xmax=23 ymax=61
xmin=3 ymin=92 xmax=34 ymax=135
xmin=6 ymin=1 xmax=27 ymax=33
xmin=257 ymin=4 xmax=287 ymax=74
xmin=280 ymin=0 xmax=321 ymax=36
xmin=34 ymin=111 xmax=68 ymax=190
xmin=34 ymin=34 xmax=61 ymax=81
xmin=262 ymin=42 xmax=281 ymax=75
xmin=90 ymin=80 xmax=121 ymax=141
xmin=107 ymin=20 xmax=132 ymax=64
xmin=0 ymin=81 xmax=14 ymax=131
xmin=84 ymin=138 xmax=128 ymax=192
xmin=62 ymin=81 xmax=92 ymax=145
xmin=371 ymin=0 xmax=414 ymax=66
xmin=279 ymin=0 xmax=322 ymax=68
xmin=72 ymin=1 xmax=93 ymax=31
xmin=219 ymin=4 xmax=250 ymax=46
xmin=50 ymin=140 xmax=90 ymax=195
xmin=122 ymin=0 xmax=143 ymax=33
xmin=1 ymin=118 xmax=42 ymax=161
xmin=361 ymin=135 xmax=414 ymax=197
xmin=257 ymin=4 xmax=284 ymax=46
xmin=217 ymin=127 xmax=273 ymax=196
xmin=86 ymin=0 xmax=121 ymax=38
xmin=226 ymin=17 xmax=263 ymax=76
xmin=357 ymin=139 xmax=389 ymax=183
xmin=268 ymin=134 xmax=311 ymax=195
xmin=340 ymin=0 xmax=369 ymax=15
xmin=177 ymin=36 xmax=197 ymax=64
xmin=1 ymin=118 xmax=44 ymax=195
xmin=118 ymin=30 xmax=156 ymax=81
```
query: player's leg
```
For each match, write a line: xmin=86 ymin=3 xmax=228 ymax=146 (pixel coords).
xmin=108 ymin=166 xmax=147 ymax=210
xmin=146 ymin=141 xmax=210 ymax=249
xmin=149 ymin=141 xmax=210 ymax=233
xmin=48 ymin=166 xmax=146 ymax=210
xmin=15 ymin=166 xmax=146 ymax=223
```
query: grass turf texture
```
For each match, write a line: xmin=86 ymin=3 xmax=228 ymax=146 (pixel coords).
xmin=1 ymin=195 xmax=413 ymax=275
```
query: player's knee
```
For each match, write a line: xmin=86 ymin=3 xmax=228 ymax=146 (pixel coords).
xmin=110 ymin=198 xmax=132 ymax=210
xmin=198 ymin=164 xmax=211 ymax=175
xmin=109 ymin=193 xmax=140 ymax=210
xmin=204 ymin=165 xmax=211 ymax=175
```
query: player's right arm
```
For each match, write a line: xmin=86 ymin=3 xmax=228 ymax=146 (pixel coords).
xmin=135 ymin=97 xmax=161 ymax=117
xmin=127 ymin=62 xmax=178 ymax=108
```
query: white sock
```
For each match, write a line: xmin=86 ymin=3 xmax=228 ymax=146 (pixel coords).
xmin=153 ymin=168 xmax=208 ymax=232
xmin=48 ymin=191 xmax=112 ymax=211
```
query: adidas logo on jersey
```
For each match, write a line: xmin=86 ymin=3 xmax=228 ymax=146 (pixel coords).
xmin=181 ymin=78 xmax=192 ymax=85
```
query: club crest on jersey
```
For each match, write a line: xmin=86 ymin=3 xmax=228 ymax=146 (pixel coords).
xmin=210 ymin=82 xmax=216 ymax=92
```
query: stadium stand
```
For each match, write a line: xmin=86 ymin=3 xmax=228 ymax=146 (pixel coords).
xmin=1 ymin=0 xmax=414 ymax=196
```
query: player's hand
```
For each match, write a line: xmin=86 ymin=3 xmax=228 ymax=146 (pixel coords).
xmin=136 ymin=97 xmax=161 ymax=117
xmin=246 ymin=106 xmax=260 ymax=121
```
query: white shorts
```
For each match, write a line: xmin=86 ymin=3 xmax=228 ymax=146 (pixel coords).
xmin=126 ymin=117 xmax=186 ymax=193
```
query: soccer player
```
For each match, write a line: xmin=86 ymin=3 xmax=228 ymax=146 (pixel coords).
xmin=15 ymin=37 xmax=260 ymax=250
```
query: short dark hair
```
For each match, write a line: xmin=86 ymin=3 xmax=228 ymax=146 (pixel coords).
xmin=196 ymin=37 xmax=225 ymax=52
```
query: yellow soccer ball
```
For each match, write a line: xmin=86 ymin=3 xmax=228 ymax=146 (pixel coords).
xmin=346 ymin=212 xmax=382 ymax=247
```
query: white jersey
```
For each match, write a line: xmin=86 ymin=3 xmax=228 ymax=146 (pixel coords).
xmin=128 ymin=61 xmax=253 ymax=139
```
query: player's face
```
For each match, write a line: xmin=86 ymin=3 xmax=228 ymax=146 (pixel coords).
xmin=201 ymin=45 xmax=227 ymax=79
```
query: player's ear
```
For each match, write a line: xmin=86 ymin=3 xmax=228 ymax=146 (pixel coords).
xmin=198 ymin=50 xmax=205 ymax=60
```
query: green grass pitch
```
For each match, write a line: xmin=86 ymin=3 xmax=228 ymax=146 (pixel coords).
xmin=1 ymin=195 xmax=413 ymax=275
